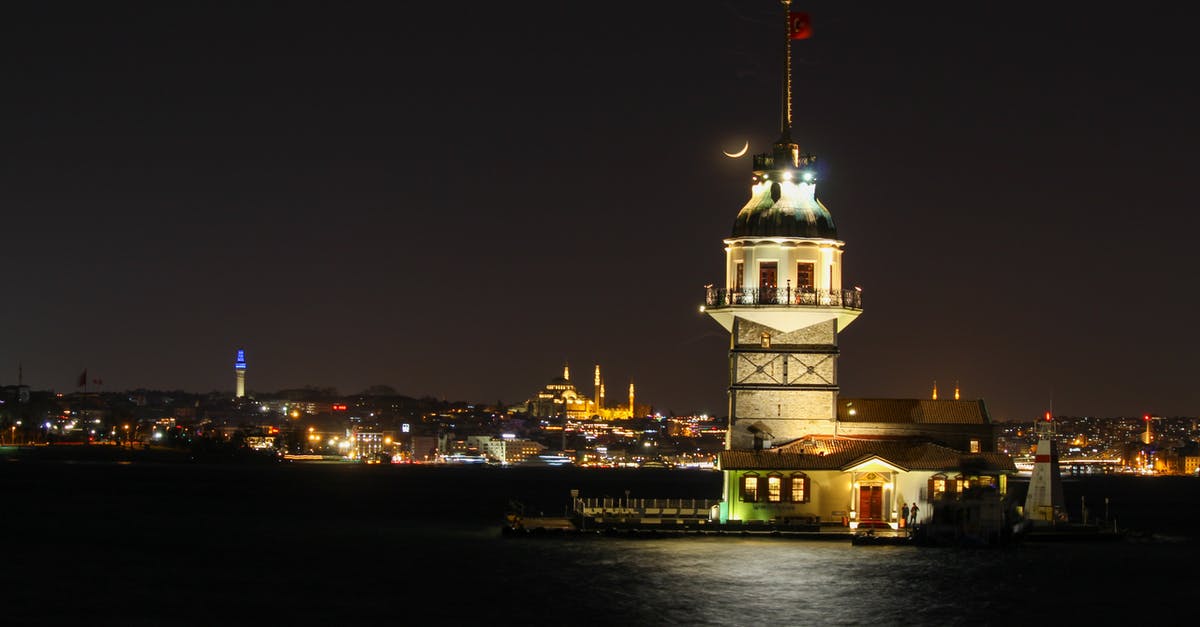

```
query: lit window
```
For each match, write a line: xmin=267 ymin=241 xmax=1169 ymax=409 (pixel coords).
xmin=761 ymin=332 xmax=771 ymax=348
xmin=767 ymin=475 xmax=782 ymax=502
xmin=742 ymin=475 xmax=759 ymax=502
xmin=969 ymin=439 xmax=980 ymax=453
xmin=931 ymin=475 xmax=947 ymax=499
xmin=790 ymin=473 xmax=808 ymax=502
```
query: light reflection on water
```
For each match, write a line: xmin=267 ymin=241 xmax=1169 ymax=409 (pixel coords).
xmin=464 ymin=534 xmax=1196 ymax=626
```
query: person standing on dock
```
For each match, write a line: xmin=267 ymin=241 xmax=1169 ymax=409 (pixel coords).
xmin=909 ymin=503 xmax=920 ymax=527
xmin=901 ymin=502 xmax=909 ymax=527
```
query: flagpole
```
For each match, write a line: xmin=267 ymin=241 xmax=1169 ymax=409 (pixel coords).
xmin=780 ymin=0 xmax=792 ymax=143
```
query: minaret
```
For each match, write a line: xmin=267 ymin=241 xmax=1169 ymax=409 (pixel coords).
xmin=594 ymin=365 xmax=602 ymax=415
xmin=628 ymin=381 xmax=635 ymax=419
xmin=1024 ymin=411 xmax=1065 ymax=525
xmin=563 ymin=362 xmax=570 ymax=382
xmin=702 ymin=1 xmax=862 ymax=450
xmin=234 ymin=349 xmax=247 ymax=399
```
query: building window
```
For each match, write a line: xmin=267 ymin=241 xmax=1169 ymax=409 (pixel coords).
xmin=734 ymin=262 xmax=744 ymax=290
xmin=969 ymin=439 xmax=980 ymax=453
xmin=929 ymin=474 xmax=947 ymax=500
xmin=759 ymin=261 xmax=777 ymax=303
xmin=789 ymin=473 xmax=809 ymax=502
xmin=741 ymin=474 xmax=759 ymax=502
xmin=760 ymin=332 xmax=771 ymax=348
xmin=796 ymin=262 xmax=814 ymax=288
xmin=767 ymin=475 xmax=782 ymax=502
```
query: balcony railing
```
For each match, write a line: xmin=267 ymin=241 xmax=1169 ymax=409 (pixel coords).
xmin=704 ymin=286 xmax=863 ymax=309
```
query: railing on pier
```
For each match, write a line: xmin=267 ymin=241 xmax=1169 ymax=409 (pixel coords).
xmin=574 ymin=497 xmax=721 ymax=521
xmin=704 ymin=286 xmax=863 ymax=309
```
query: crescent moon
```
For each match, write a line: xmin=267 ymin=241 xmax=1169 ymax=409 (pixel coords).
xmin=723 ymin=141 xmax=749 ymax=158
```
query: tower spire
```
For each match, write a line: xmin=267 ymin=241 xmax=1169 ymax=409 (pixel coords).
xmin=779 ymin=0 xmax=793 ymax=143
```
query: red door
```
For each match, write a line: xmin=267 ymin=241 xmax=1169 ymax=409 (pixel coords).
xmin=859 ymin=485 xmax=883 ymax=523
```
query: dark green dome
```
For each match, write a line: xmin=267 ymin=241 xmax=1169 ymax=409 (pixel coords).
xmin=732 ymin=180 xmax=837 ymax=239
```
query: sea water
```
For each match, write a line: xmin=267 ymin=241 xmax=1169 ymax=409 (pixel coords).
xmin=1 ymin=460 xmax=1196 ymax=625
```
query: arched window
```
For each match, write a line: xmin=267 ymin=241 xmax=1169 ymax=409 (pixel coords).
xmin=788 ymin=472 xmax=810 ymax=503
xmin=767 ymin=474 xmax=782 ymax=502
xmin=741 ymin=473 xmax=760 ymax=502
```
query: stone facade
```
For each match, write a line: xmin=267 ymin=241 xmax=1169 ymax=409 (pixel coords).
xmin=727 ymin=317 xmax=839 ymax=449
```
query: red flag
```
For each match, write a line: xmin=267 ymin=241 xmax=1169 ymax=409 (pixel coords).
xmin=77 ymin=369 xmax=87 ymax=387
xmin=790 ymin=12 xmax=812 ymax=40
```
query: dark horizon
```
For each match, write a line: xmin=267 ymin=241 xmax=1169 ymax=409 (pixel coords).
xmin=5 ymin=2 xmax=1198 ymax=421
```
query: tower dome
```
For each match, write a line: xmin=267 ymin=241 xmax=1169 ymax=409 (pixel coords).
xmin=731 ymin=156 xmax=837 ymax=239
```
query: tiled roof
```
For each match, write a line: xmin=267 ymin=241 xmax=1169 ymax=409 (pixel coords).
xmin=719 ymin=437 xmax=1016 ymax=473
xmin=836 ymin=398 xmax=990 ymax=425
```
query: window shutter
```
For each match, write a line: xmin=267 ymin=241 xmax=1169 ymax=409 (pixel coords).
xmin=803 ymin=475 xmax=811 ymax=503
xmin=927 ymin=477 xmax=936 ymax=500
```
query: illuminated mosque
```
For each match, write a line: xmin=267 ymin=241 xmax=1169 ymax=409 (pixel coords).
xmin=705 ymin=1 xmax=1016 ymax=529
xmin=525 ymin=363 xmax=644 ymax=421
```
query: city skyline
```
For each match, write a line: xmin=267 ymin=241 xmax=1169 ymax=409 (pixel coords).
xmin=4 ymin=2 xmax=1198 ymax=421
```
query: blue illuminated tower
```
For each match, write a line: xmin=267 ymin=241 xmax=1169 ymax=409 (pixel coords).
xmin=234 ymin=349 xmax=247 ymax=398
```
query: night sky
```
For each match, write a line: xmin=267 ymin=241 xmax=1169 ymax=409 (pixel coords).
xmin=4 ymin=1 xmax=1198 ymax=421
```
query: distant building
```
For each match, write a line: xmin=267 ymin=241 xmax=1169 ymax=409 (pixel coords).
xmin=526 ymin=363 xmax=593 ymax=420
xmin=234 ymin=349 xmax=247 ymax=398
xmin=468 ymin=435 xmax=546 ymax=464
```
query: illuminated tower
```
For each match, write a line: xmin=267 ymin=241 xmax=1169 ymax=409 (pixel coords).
xmin=234 ymin=349 xmax=247 ymax=398
xmin=1023 ymin=412 xmax=1065 ymax=524
xmin=702 ymin=1 xmax=862 ymax=450
xmin=594 ymin=365 xmax=602 ymax=415
xmin=628 ymin=381 xmax=635 ymax=419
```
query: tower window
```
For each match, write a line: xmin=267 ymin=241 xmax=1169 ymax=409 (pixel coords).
xmin=760 ymin=332 xmax=771 ymax=348
xmin=759 ymin=261 xmax=777 ymax=304
xmin=796 ymin=262 xmax=814 ymax=289
xmin=969 ymin=439 xmax=980 ymax=453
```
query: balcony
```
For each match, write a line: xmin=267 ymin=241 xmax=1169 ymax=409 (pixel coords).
xmin=704 ymin=286 xmax=863 ymax=310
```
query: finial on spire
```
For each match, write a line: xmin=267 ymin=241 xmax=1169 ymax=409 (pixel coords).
xmin=954 ymin=381 xmax=960 ymax=401
xmin=932 ymin=380 xmax=938 ymax=400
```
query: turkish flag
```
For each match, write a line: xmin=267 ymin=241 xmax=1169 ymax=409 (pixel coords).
xmin=790 ymin=12 xmax=812 ymax=40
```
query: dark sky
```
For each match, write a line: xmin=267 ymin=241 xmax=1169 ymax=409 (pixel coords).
xmin=4 ymin=1 xmax=1198 ymax=421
